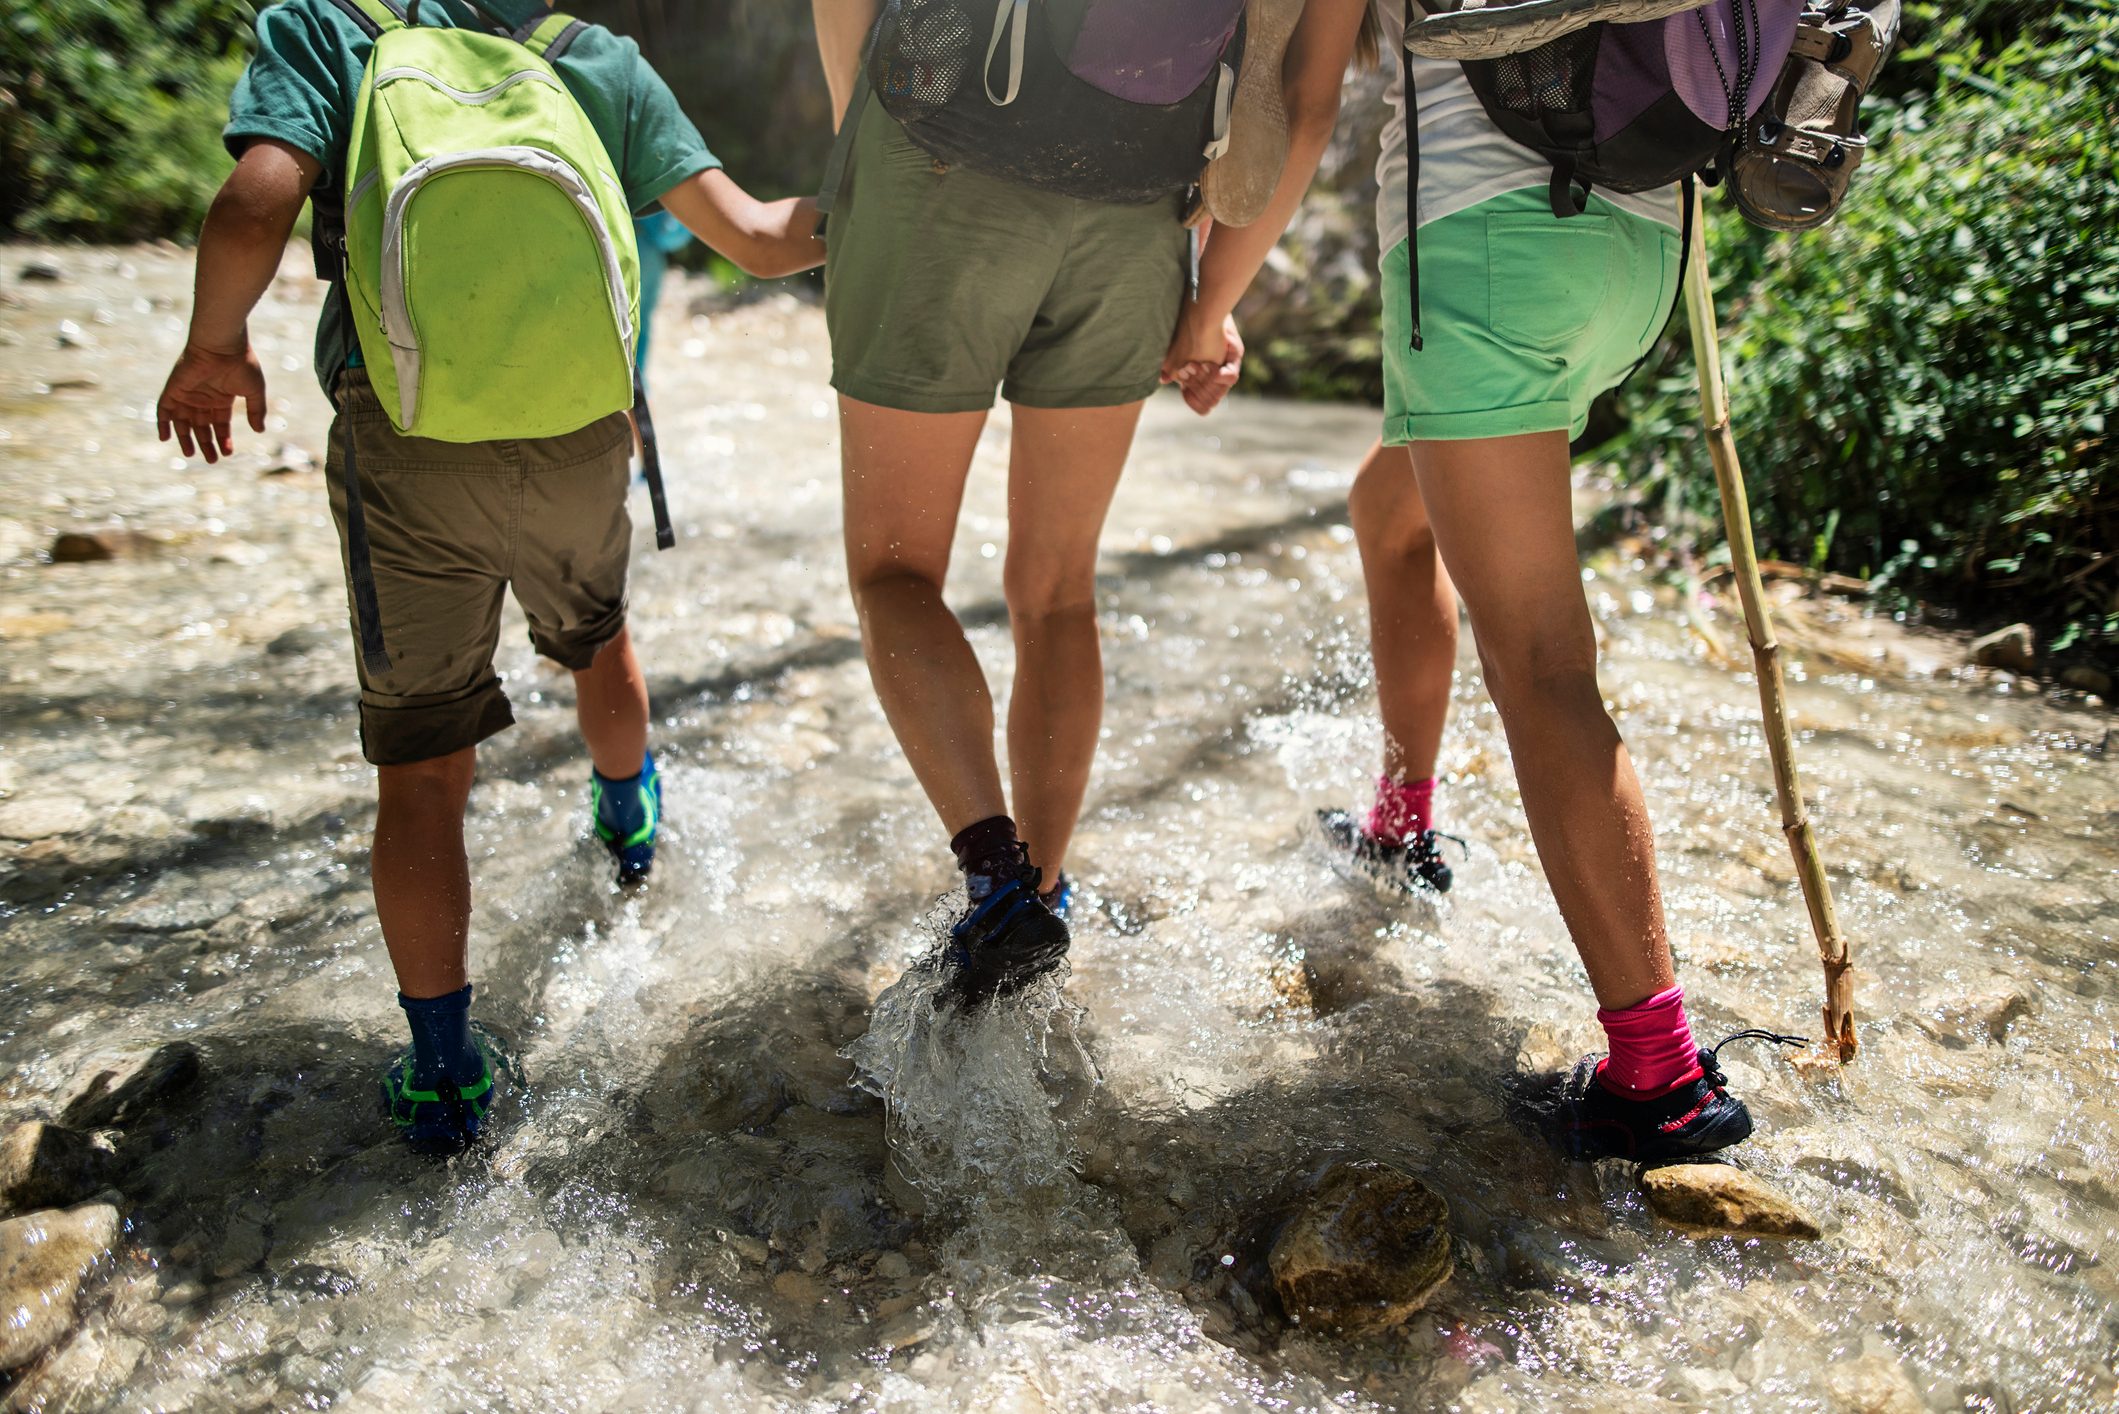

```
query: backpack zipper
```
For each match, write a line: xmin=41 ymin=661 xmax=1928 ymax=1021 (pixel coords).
xmin=372 ymin=66 xmax=565 ymax=106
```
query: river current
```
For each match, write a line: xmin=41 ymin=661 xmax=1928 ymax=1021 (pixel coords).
xmin=1 ymin=246 xmax=2114 ymax=1411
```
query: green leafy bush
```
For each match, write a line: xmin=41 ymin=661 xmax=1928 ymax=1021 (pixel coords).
xmin=0 ymin=1 xmax=256 ymax=240
xmin=1612 ymin=4 xmax=2117 ymax=655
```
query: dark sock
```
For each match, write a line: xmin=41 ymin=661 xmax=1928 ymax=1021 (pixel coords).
xmin=951 ymin=815 xmax=1033 ymax=900
xmin=400 ymin=985 xmax=483 ymax=1090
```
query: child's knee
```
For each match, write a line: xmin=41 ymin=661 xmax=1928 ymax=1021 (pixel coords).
xmin=378 ymin=748 xmax=476 ymax=801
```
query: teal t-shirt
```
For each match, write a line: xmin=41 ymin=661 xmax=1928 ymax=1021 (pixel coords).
xmin=224 ymin=0 xmax=720 ymax=394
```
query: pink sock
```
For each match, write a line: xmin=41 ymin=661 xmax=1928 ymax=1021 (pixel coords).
xmin=1365 ymin=775 xmax=1435 ymax=847
xmin=1596 ymin=986 xmax=1705 ymax=1098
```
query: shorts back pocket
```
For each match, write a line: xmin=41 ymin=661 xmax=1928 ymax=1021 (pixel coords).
xmin=1485 ymin=211 xmax=1618 ymax=355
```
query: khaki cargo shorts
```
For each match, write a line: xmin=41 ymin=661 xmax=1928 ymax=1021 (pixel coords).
xmin=824 ymin=94 xmax=1190 ymax=414
xmin=324 ymin=371 xmax=634 ymax=766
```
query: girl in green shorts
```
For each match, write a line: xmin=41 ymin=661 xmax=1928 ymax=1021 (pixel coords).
xmin=1165 ymin=0 xmax=1762 ymax=1165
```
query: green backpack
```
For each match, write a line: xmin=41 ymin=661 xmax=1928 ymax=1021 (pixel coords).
xmin=316 ymin=0 xmax=672 ymax=673
xmin=339 ymin=0 xmax=638 ymax=441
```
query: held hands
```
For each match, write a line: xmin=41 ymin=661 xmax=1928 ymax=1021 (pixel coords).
xmin=157 ymin=341 xmax=268 ymax=463
xmin=1159 ymin=308 xmax=1244 ymax=417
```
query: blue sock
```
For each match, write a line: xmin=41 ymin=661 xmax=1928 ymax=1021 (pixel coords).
xmin=594 ymin=749 xmax=656 ymax=839
xmin=399 ymin=986 xmax=482 ymax=1090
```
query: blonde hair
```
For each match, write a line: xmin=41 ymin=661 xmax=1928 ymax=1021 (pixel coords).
xmin=1354 ymin=8 xmax=1383 ymax=70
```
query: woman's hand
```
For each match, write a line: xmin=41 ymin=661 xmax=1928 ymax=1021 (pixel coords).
xmin=1160 ymin=308 xmax=1244 ymax=417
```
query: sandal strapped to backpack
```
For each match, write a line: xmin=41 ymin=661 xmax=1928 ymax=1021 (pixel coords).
xmin=1728 ymin=0 xmax=1901 ymax=231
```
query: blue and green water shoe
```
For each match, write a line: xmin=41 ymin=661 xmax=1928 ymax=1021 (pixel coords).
xmin=592 ymin=750 xmax=662 ymax=885
xmin=381 ymin=1030 xmax=503 ymax=1156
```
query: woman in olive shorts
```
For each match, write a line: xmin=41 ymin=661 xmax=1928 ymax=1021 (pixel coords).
xmin=811 ymin=1 xmax=1238 ymax=1001
xmin=1164 ymin=0 xmax=1764 ymax=1164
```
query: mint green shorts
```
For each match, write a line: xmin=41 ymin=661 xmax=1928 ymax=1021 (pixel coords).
xmin=1380 ymin=188 xmax=1682 ymax=445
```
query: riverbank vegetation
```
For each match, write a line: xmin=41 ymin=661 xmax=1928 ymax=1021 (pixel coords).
xmin=3 ymin=0 xmax=2107 ymax=661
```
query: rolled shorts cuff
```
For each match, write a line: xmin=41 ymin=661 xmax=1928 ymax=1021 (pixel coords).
xmin=831 ymin=373 xmax=1000 ymax=416
xmin=358 ymin=675 xmax=514 ymax=767
xmin=1383 ymin=398 xmax=1577 ymax=445
xmin=1002 ymin=376 xmax=1162 ymax=410
xmin=531 ymin=600 xmax=629 ymax=671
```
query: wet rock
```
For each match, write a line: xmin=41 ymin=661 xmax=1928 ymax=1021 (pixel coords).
xmin=871 ymin=1304 xmax=939 ymax=1353
xmin=266 ymin=624 xmax=334 ymax=658
xmin=1639 ymin=1164 xmax=1823 ymax=1239
xmin=1914 ymin=983 xmax=2031 ymax=1047
xmin=2060 ymin=665 xmax=2113 ymax=697
xmin=0 ymin=1203 xmax=121 ymax=1371
xmin=17 ymin=259 xmax=64 ymax=282
xmin=1967 ymin=623 xmax=2037 ymax=674
xmin=0 ymin=1124 xmax=115 ymax=1217
xmin=111 ymin=889 xmax=226 ymax=935
xmin=1823 ymin=1354 xmax=1924 ymax=1413
xmin=260 ymin=443 xmax=318 ymax=477
xmin=2 ymin=1325 xmax=147 ymax=1412
xmin=1268 ymin=1160 xmax=1452 ymax=1336
xmin=61 ymin=1042 xmax=204 ymax=1130
xmin=47 ymin=530 xmax=164 ymax=564
xmin=0 ymin=798 xmax=91 ymax=843
xmin=0 ymin=612 xmax=72 ymax=640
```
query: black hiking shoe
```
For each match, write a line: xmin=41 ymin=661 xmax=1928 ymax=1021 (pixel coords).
xmin=942 ymin=872 xmax=1071 ymax=1006
xmin=1557 ymin=1031 xmax=1806 ymax=1164
xmin=1316 ymin=808 xmax=1459 ymax=894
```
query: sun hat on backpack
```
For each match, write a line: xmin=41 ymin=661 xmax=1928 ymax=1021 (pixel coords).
xmin=311 ymin=0 xmax=673 ymax=674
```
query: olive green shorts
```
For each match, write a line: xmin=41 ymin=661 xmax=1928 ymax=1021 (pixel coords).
xmin=1381 ymin=188 xmax=1682 ymax=444
xmin=325 ymin=372 xmax=634 ymax=766
xmin=824 ymin=95 xmax=1190 ymax=414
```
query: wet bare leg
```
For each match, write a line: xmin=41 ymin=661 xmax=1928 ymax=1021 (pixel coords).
xmin=1003 ymin=401 xmax=1145 ymax=891
xmin=1410 ymin=432 xmax=1675 ymax=1009
xmin=373 ymin=747 xmax=477 ymax=999
xmin=1349 ymin=440 xmax=1458 ymax=786
xmin=572 ymin=626 xmax=649 ymax=779
xmin=838 ymin=396 xmax=1008 ymax=835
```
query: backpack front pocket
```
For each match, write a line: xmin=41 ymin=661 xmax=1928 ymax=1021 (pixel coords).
xmin=379 ymin=147 xmax=634 ymax=441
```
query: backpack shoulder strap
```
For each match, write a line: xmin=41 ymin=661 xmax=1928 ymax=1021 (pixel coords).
xmin=322 ymin=0 xmax=407 ymax=38
xmin=518 ymin=11 xmax=591 ymax=60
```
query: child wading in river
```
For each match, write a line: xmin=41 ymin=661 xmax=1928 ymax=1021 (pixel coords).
xmin=156 ymin=0 xmax=822 ymax=1154
xmin=1164 ymin=0 xmax=1809 ymax=1163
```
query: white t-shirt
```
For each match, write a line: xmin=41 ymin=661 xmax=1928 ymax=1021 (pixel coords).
xmin=1373 ymin=0 xmax=1680 ymax=256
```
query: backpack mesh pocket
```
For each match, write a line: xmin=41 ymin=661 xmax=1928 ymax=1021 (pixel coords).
xmin=872 ymin=0 xmax=978 ymax=122
xmin=1481 ymin=27 xmax=1598 ymax=120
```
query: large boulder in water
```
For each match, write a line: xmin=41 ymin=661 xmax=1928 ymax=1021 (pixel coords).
xmin=1268 ymin=1160 xmax=1452 ymax=1335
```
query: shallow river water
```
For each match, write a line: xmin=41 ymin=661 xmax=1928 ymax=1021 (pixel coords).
xmin=2 ymin=246 xmax=2115 ymax=1412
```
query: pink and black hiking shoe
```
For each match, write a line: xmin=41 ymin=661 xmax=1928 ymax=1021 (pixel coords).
xmin=1554 ymin=1030 xmax=1807 ymax=1163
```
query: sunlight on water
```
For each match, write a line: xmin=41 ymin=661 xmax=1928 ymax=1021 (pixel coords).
xmin=0 ymin=249 xmax=2114 ymax=1410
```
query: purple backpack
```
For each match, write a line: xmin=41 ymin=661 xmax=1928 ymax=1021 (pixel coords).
xmin=866 ymin=0 xmax=1248 ymax=205
xmin=1402 ymin=0 xmax=1803 ymax=347
xmin=1458 ymin=0 xmax=1803 ymax=210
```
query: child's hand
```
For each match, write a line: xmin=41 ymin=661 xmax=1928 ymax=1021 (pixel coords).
xmin=157 ymin=342 xmax=268 ymax=463
xmin=1160 ymin=310 xmax=1243 ymax=417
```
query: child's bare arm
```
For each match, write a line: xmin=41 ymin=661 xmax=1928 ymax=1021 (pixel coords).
xmin=812 ymin=0 xmax=881 ymax=126
xmin=158 ymin=139 xmax=321 ymax=462
xmin=659 ymin=169 xmax=826 ymax=279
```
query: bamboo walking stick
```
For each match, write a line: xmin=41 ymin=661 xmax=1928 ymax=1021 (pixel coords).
xmin=1681 ymin=184 xmax=1858 ymax=1061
